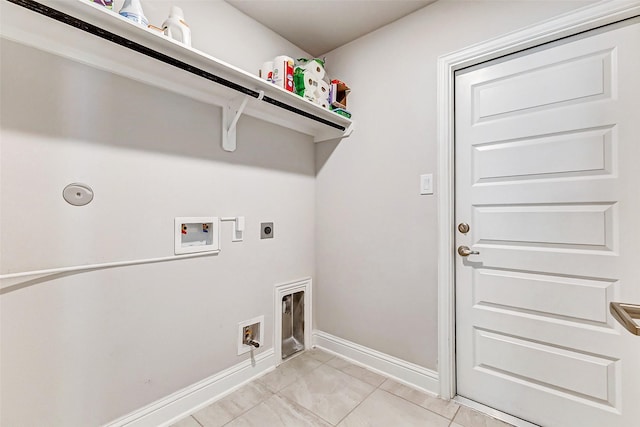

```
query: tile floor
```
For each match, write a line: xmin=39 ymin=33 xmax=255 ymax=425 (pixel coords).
xmin=171 ymin=348 xmax=513 ymax=427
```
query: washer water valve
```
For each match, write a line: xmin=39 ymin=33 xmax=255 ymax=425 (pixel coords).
xmin=243 ymin=324 xmax=260 ymax=348
xmin=237 ymin=315 xmax=264 ymax=355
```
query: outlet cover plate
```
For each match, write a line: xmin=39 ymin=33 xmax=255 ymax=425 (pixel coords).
xmin=261 ymin=222 xmax=274 ymax=239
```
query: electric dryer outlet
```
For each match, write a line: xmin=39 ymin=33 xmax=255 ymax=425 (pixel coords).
xmin=261 ymin=222 xmax=274 ymax=239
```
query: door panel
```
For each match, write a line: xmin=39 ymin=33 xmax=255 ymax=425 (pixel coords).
xmin=472 ymin=268 xmax=615 ymax=325
xmin=473 ymin=328 xmax=616 ymax=404
xmin=473 ymin=203 xmax=614 ymax=248
xmin=472 ymin=49 xmax=613 ymax=121
xmin=455 ymin=18 xmax=640 ymax=427
xmin=472 ymin=127 xmax=614 ymax=183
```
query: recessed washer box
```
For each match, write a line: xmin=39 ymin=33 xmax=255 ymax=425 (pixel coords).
xmin=174 ymin=217 xmax=220 ymax=255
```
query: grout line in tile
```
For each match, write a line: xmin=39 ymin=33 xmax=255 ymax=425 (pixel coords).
xmin=221 ymin=414 xmax=238 ymax=427
xmin=379 ymin=378 xmax=460 ymax=421
xmin=262 ymin=354 xmax=327 ymax=394
xmin=448 ymin=405 xmax=461 ymax=427
xmin=276 ymin=391 xmax=337 ymax=426
xmin=185 ymin=350 xmax=461 ymax=427
xmin=320 ymin=357 xmax=336 ymax=366
xmin=326 ymin=355 xmax=392 ymax=389
xmin=330 ymin=378 xmax=380 ymax=426
xmin=336 ymin=366 xmax=380 ymax=385
xmin=304 ymin=350 xmax=337 ymax=367
xmin=385 ymin=390 xmax=440 ymax=417
xmin=316 ymin=357 xmax=454 ymax=425
xmin=381 ymin=388 xmax=452 ymax=419
xmin=218 ymin=386 xmax=274 ymax=426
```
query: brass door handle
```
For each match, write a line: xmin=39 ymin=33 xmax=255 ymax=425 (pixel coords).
xmin=458 ymin=246 xmax=480 ymax=257
xmin=610 ymin=302 xmax=640 ymax=336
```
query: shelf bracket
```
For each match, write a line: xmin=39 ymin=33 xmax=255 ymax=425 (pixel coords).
xmin=313 ymin=121 xmax=356 ymax=143
xmin=222 ymin=91 xmax=264 ymax=152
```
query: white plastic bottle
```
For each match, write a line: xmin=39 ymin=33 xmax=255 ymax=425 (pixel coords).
xmin=272 ymin=56 xmax=294 ymax=92
xmin=119 ymin=0 xmax=148 ymax=26
xmin=162 ymin=6 xmax=192 ymax=47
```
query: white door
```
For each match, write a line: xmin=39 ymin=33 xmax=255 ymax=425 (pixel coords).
xmin=455 ymin=18 xmax=640 ymax=427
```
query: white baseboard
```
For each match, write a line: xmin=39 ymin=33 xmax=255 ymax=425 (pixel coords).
xmin=313 ymin=330 xmax=440 ymax=396
xmin=105 ymin=349 xmax=276 ymax=427
xmin=104 ymin=332 xmax=439 ymax=426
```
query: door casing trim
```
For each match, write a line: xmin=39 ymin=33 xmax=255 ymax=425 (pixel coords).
xmin=436 ymin=0 xmax=640 ymax=400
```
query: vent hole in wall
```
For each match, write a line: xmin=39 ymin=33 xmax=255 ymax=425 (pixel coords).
xmin=282 ymin=291 xmax=305 ymax=359
xmin=275 ymin=279 xmax=311 ymax=363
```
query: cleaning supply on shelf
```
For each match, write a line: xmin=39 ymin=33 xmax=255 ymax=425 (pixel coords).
xmin=259 ymin=61 xmax=274 ymax=83
xmin=332 ymin=108 xmax=352 ymax=119
xmin=119 ymin=0 xmax=148 ymax=26
xmin=91 ymin=0 xmax=113 ymax=9
xmin=272 ymin=55 xmax=295 ymax=92
xmin=294 ymin=67 xmax=305 ymax=96
xmin=162 ymin=6 xmax=191 ymax=47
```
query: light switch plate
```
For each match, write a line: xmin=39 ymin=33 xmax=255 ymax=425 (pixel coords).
xmin=420 ymin=174 xmax=433 ymax=195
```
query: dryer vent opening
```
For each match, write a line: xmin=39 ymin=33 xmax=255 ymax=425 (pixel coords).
xmin=282 ymin=291 xmax=305 ymax=359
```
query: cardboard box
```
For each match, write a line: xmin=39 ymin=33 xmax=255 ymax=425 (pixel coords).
xmin=330 ymin=80 xmax=350 ymax=109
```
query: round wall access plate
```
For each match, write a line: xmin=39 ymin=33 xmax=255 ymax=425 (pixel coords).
xmin=63 ymin=183 xmax=94 ymax=206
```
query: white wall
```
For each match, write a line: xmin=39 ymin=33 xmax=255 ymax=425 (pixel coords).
xmin=0 ymin=1 xmax=313 ymax=425
xmin=1 ymin=0 xmax=602 ymax=424
xmin=315 ymin=0 xmax=596 ymax=370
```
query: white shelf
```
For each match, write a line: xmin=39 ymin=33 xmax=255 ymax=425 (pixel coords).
xmin=0 ymin=0 xmax=354 ymax=148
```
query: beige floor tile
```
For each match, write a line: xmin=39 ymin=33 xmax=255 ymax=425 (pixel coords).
xmin=257 ymin=353 xmax=323 ymax=392
xmin=326 ymin=357 xmax=386 ymax=387
xmin=192 ymin=382 xmax=272 ymax=427
xmin=170 ymin=415 xmax=201 ymax=427
xmin=453 ymin=406 xmax=514 ymax=427
xmin=257 ymin=367 xmax=298 ymax=394
xmin=225 ymin=395 xmax=332 ymax=427
xmin=305 ymin=347 xmax=335 ymax=363
xmin=279 ymin=364 xmax=376 ymax=425
xmin=325 ymin=356 xmax=351 ymax=370
xmin=380 ymin=379 xmax=459 ymax=419
xmin=337 ymin=389 xmax=450 ymax=427
xmin=174 ymin=353 xmax=516 ymax=427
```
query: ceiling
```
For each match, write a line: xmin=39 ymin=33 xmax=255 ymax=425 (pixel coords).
xmin=224 ymin=0 xmax=435 ymax=57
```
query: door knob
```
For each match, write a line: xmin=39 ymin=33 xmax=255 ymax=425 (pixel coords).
xmin=458 ymin=246 xmax=480 ymax=257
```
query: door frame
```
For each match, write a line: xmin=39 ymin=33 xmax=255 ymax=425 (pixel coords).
xmin=436 ymin=0 xmax=640 ymax=400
